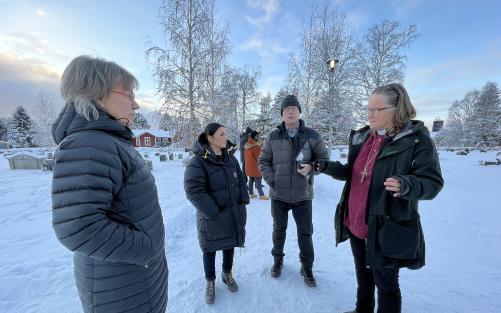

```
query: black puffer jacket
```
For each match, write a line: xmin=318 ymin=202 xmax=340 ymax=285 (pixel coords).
xmin=323 ymin=120 xmax=444 ymax=270
xmin=259 ymin=119 xmax=329 ymax=203
xmin=184 ymin=140 xmax=249 ymax=252
xmin=51 ymin=103 xmax=168 ymax=313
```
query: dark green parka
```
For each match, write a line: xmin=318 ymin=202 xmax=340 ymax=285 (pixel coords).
xmin=323 ymin=120 xmax=444 ymax=269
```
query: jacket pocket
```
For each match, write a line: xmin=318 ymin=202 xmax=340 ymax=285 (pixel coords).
xmin=204 ymin=209 xmax=234 ymax=241
xmin=377 ymin=217 xmax=420 ymax=260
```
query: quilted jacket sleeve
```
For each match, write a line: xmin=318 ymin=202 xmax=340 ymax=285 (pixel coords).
xmin=184 ymin=156 xmax=220 ymax=218
xmin=51 ymin=139 xmax=154 ymax=267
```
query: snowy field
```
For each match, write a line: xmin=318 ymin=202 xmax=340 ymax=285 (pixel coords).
xmin=0 ymin=149 xmax=500 ymax=313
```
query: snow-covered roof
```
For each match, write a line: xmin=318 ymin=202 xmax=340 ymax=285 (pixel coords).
xmin=132 ymin=129 xmax=173 ymax=138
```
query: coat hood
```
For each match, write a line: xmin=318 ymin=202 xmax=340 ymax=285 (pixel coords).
xmin=244 ymin=138 xmax=260 ymax=150
xmin=51 ymin=102 xmax=133 ymax=145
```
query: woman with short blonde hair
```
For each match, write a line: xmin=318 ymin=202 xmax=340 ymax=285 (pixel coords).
xmin=52 ymin=55 xmax=168 ymax=313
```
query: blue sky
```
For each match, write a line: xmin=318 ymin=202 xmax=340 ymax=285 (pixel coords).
xmin=0 ymin=0 xmax=500 ymax=124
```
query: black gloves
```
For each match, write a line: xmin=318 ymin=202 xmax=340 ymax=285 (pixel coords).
xmin=315 ymin=160 xmax=329 ymax=173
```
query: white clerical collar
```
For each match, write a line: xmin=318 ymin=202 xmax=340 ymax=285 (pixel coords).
xmin=376 ymin=129 xmax=387 ymax=136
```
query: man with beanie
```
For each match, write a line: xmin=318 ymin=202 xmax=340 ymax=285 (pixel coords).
xmin=258 ymin=94 xmax=328 ymax=287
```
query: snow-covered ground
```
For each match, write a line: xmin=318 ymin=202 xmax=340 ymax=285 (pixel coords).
xmin=0 ymin=149 xmax=500 ymax=313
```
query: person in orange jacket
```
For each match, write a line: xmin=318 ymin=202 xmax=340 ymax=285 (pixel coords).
xmin=244 ymin=131 xmax=269 ymax=200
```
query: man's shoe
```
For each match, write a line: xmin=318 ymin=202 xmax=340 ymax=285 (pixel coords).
xmin=221 ymin=272 xmax=238 ymax=292
xmin=270 ymin=258 xmax=283 ymax=278
xmin=205 ymin=279 xmax=216 ymax=304
xmin=300 ymin=264 xmax=316 ymax=287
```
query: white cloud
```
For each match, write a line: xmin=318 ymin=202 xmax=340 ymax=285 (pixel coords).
xmin=258 ymin=74 xmax=284 ymax=95
xmin=0 ymin=31 xmax=69 ymax=66
xmin=36 ymin=9 xmax=45 ymax=16
xmin=406 ymin=44 xmax=501 ymax=120
xmin=245 ymin=0 xmax=279 ymax=28
xmin=239 ymin=34 xmax=288 ymax=58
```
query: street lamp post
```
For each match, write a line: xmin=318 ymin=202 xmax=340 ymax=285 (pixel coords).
xmin=325 ymin=58 xmax=339 ymax=152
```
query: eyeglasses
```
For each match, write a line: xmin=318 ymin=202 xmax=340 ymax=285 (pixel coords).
xmin=111 ymin=90 xmax=135 ymax=102
xmin=367 ymin=106 xmax=395 ymax=114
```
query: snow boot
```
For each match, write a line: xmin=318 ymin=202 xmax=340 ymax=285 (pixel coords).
xmin=205 ymin=279 xmax=215 ymax=304
xmin=270 ymin=257 xmax=283 ymax=278
xmin=259 ymin=195 xmax=269 ymax=200
xmin=221 ymin=271 xmax=239 ymax=292
xmin=300 ymin=264 xmax=316 ymax=287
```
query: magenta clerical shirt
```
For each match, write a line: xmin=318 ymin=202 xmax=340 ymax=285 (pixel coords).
xmin=345 ymin=134 xmax=385 ymax=239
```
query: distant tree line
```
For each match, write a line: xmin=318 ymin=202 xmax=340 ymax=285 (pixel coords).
xmin=146 ymin=0 xmax=419 ymax=147
xmin=434 ymin=82 xmax=501 ymax=147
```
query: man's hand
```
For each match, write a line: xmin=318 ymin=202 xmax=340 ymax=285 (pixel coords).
xmin=297 ymin=163 xmax=312 ymax=176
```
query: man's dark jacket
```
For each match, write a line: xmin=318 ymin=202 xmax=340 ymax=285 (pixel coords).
xmin=259 ymin=119 xmax=328 ymax=203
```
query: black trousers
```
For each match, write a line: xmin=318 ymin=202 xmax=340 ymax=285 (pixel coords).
xmin=248 ymin=176 xmax=264 ymax=196
xmin=203 ymin=248 xmax=234 ymax=280
xmin=349 ymin=232 xmax=402 ymax=313
xmin=271 ymin=199 xmax=314 ymax=267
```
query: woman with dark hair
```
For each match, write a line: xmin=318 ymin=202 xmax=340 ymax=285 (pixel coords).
xmin=244 ymin=130 xmax=269 ymax=200
xmin=316 ymin=83 xmax=444 ymax=313
xmin=51 ymin=55 xmax=168 ymax=313
xmin=184 ymin=123 xmax=249 ymax=304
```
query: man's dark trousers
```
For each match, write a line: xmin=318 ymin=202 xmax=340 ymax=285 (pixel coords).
xmin=271 ymin=199 xmax=314 ymax=267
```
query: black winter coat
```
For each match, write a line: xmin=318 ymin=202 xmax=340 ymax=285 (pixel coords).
xmin=51 ymin=103 xmax=168 ymax=313
xmin=184 ymin=141 xmax=249 ymax=253
xmin=323 ymin=121 xmax=444 ymax=269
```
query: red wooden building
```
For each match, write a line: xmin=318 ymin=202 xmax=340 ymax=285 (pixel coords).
xmin=132 ymin=129 xmax=173 ymax=147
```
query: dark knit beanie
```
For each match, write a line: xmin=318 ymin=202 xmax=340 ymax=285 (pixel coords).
xmin=280 ymin=95 xmax=302 ymax=116
xmin=249 ymin=130 xmax=259 ymax=140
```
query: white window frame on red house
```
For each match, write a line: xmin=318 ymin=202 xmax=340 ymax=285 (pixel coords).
xmin=144 ymin=137 xmax=151 ymax=146
xmin=135 ymin=137 xmax=140 ymax=146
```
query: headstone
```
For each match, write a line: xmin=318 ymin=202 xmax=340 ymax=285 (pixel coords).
xmin=159 ymin=155 xmax=167 ymax=162
xmin=340 ymin=153 xmax=348 ymax=158
xmin=169 ymin=153 xmax=174 ymax=160
xmin=6 ymin=153 xmax=43 ymax=170
xmin=155 ymin=152 xmax=160 ymax=156
xmin=42 ymin=159 xmax=53 ymax=171
xmin=178 ymin=154 xmax=183 ymax=159
xmin=143 ymin=154 xmax=149 ymax=159
xmin=145 ymin=159 xmax=153 ymax=171
xmin=479 ymin=159 xmax=501 ymax=166
xmin=456 ymin=151 xmax=468 ymax=156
